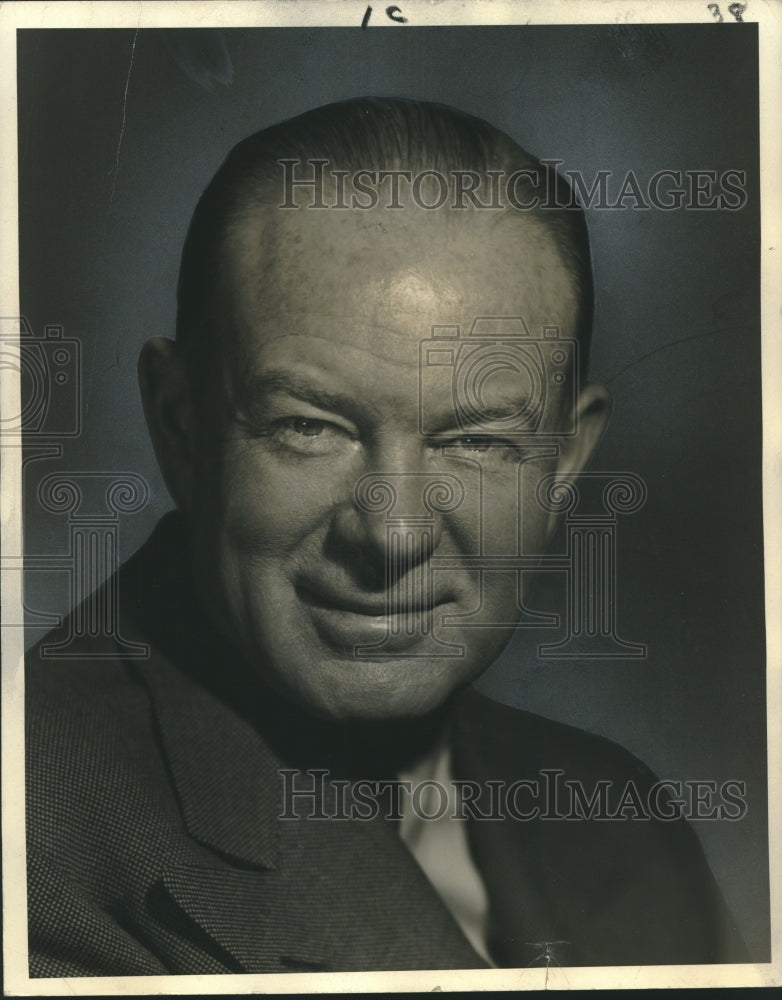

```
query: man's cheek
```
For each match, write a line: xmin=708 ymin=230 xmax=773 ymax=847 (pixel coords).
xmin=445 ymin=469 xmax=516 ymax=554
xmin=517 ymin=478 xmax=556 ymax=554
xmin=220 ymin=458 xmax=333 ymax=546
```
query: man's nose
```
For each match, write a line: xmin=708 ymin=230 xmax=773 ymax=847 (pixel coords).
xmin=329 ymin=458 xmax=464 ymax=583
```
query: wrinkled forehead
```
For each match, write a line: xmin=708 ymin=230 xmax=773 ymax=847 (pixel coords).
xmin=220 ymin=199 xmax=580 ymax=368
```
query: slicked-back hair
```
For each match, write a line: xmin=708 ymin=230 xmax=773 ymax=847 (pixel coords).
xmin=175 ymin=97 xmax=595 ymax=388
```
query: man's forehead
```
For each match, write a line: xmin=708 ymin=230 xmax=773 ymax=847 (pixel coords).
xmin=221 ymin=200 xmax=579 ymax=365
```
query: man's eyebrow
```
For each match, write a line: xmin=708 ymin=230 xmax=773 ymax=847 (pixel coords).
xmin=243 ymin=369 xmax=365 ymax=423
xmin=426 ymin=400 xmax=539 ymax=433
xmin=467 ymin=403 xmax=537 ymax=422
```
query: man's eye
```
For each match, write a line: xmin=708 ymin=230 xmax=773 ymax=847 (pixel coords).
xmin=438 ymin=434 xmax=528 ymax=464
xmin=453 ymin=436 xmax=492 ymax=452
xmin=290 ymin=417 xmax=325 ymax=437
xmin=264 ymin=415 xmax=354 ymax=457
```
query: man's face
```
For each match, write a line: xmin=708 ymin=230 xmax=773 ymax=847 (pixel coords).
xmin=183 ymin=199 xmax=599 ymax=721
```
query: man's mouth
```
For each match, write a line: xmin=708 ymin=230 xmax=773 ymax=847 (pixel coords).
xmin=295 ymin=578 xmax=454 ymax=651
xmin=296 ymin=580 xmax=439 ymax=616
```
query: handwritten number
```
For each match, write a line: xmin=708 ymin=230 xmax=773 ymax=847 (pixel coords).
xmin=371 ymin=2 xmax=745 ymax=28
xmin=708 ymin=2 xmax=747 ymax=20
xmin=386 ymin=5 xmax=408 ymax=22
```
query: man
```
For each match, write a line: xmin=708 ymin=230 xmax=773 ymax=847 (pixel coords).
xmin=26 ymin=98 xmax=747 ymax=975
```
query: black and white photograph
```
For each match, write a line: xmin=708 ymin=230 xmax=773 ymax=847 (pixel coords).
xmin=2 ymin=1 xmax=780 ymax=993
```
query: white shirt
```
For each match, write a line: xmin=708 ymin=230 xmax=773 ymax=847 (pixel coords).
xmin=397 ymin=739 xmax=495 ymax=966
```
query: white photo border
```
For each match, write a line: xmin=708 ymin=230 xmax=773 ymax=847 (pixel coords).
xmin=2 ymin=0 xmax=780 ymax=993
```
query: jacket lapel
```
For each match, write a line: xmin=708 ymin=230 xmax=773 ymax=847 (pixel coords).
xmin=135 ymin=652 xmax=487 ymax=972
xmin=137 ymin=651 xmax=351 ymax=971
xmin=137 ymin=653 xmax=280 ymax=870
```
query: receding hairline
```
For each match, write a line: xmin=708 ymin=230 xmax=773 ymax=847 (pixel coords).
xmin=175 ymin=98 xmax=594 ymax=379
xmin=218 ymin=192 xmax=583 ymax=336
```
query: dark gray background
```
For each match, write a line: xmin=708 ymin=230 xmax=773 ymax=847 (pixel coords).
xmin=17 ymin=25 xmax=768 ymax=958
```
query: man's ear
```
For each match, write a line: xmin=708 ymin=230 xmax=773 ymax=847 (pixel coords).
xmin=545 ymin=381 xmax=612 ymax=537
xmin=137 ymin=338 xmax=197 ymax=511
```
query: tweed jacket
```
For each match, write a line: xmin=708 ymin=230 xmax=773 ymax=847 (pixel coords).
xmin=26 ymin=515 xmax=748 ymax=976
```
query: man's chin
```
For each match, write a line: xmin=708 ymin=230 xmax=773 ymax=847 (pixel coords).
xmin=276 ymin=654 xmax=472 ymax=724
